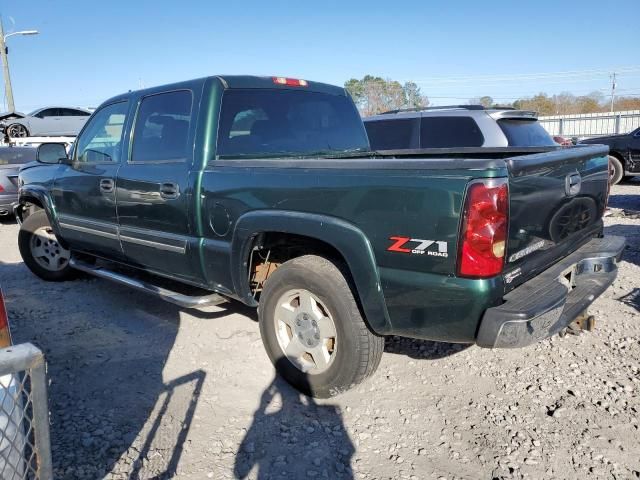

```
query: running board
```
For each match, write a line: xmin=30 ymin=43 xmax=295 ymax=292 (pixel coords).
xmin=69 ymin=258 xmax=227 ymax=309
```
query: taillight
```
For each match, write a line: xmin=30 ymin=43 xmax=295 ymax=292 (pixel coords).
xmin=0 ymin=184 xmax=4 ymax=192
xmin=272 ymin=77 xmax=308 ymax=87
xmin=458 ymin=178 xmax=509 ymax=278
xmin=0 ymin=289 xmax=11 ymax=348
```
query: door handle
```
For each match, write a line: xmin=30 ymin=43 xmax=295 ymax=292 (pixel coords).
xmin=159 ymin=182 xmax=180 ymax=199
xmin=99 ymin=178 xmax=114 ymax=193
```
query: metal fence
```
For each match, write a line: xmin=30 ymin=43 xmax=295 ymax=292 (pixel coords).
xmin=0 ymin=344 xmax=52 ymax=480
xmin=539 ymin=110 xmax=640 ymax=138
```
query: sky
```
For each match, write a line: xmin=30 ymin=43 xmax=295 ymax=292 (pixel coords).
xmin=2 ymin=0 xmax=639 ymax=111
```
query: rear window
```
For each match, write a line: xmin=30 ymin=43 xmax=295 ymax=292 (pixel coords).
xmin=216 ymin=89 xmax=369 ymax=158
xmin=364 ymin=119 xmax=419 ymax=150
xmin=0 ymin=147 xmax=37 ymax=165
xmin=420 ymin=116 xmax=484 ymax=148
xmin=498 ymin=119 xmax=556 ymax=147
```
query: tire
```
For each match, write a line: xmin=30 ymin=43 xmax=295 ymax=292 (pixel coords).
xmin=18 ymin=210 xmax=76 ymax=281
xmin=258 ymin=255 xmax=384 ymax=398
xmin=608 ymin=155 xmax=624 ymax=185
xmin=6 ymin=123 xmax=29 ymax=138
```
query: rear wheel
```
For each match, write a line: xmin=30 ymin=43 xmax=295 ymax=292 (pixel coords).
xmin=258 ymin=255 xmax=384 ymax=398
xmin=608 ymin=155 xmax=624 ymax=185
xmin=6 ymin=124 xmax=29 ymax=138
xmin=18 ymin=210 xmax=75 ymax=281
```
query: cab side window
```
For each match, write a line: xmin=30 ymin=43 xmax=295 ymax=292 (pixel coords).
xmin=75 ymin=102 xmax=128 ymax=163
xmin=131 ymin=90 xmax=193 ymax=163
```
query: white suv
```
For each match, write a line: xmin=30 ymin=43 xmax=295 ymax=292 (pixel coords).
xmin=364 ymin=105 xmax=556 ymax=151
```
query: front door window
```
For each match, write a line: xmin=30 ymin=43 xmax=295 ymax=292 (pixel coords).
xmin=75 ymin=102 xmax=128 ymax=164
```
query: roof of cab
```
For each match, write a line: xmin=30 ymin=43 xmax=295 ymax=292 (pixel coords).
xmin=99 ymin=75 xmax=347 ymax=107
xmin=216 ymin=75 xmax=346 ymax=96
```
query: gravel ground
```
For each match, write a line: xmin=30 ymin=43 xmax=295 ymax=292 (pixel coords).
xmin=0 ymin=181 xmax=638 ymax=480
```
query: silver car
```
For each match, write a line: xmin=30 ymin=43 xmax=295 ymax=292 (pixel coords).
xmin=3 ymin=107 xmax=92 ymax=138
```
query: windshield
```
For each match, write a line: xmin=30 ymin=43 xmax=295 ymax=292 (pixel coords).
xmin=498 ymin=119 xmax=556 ymax=147
xmin=216 ymin=89 xmax=370 ymax=158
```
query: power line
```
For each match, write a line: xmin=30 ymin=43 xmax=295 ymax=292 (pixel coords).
xmin=404 ymin=66 xmax=640 ymax=83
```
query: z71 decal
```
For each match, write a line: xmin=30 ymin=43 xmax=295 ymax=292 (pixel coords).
xmin=387 ymin=236 xmax=449 ymax=258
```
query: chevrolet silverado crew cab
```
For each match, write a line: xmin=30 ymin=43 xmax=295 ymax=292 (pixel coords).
xmin=16 ymin=75 xmax=624 ymax=398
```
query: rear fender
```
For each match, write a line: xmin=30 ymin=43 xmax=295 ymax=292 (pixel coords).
xmin=230 ymin=210 xmax=391 ymax=334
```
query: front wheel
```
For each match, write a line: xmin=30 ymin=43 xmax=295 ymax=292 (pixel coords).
xmin=6 ymin=124 xmax=29 ymax=138
xmin=258 ymin=255 xmax=384 ymax=398
xmin=18 ymin=210 xmax=76 ymax=281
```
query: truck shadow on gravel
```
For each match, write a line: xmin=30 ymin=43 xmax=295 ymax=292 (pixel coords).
xmin=604 ymin=223 xmax=640 ymax=267
xmin=0 ymin=260 xmax=202 ymax=479
xmin=235 ymin=359 xmax=354 ymax=480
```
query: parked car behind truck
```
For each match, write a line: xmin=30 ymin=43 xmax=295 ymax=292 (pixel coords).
xmin=1 ymin=107 xmax=92 ymax=138
xmin=578 ymin=127 xmax=640 ymax=184
xmin=16 ymin=75 xmax=624 ymax=398
xmin=363 ymin=105 xmax=557 ymax=151
xmin=0 ymin=146 xmax=37 ymax=217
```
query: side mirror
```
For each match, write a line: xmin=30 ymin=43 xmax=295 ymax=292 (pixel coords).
xmin=37 ymin=143 xmax=69 ymax=164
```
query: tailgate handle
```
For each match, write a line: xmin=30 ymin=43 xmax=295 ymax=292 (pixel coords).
xmin=565 ymin=172 xmax=582 ymax=197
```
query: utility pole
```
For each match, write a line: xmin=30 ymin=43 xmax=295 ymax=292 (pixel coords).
xmin=0 ymin=17 xmax=39 ymax=112
xmin=0 ymin=17 xmax=14 ymax=112
xmin=610 ymin=72 xmax=617 ymax=113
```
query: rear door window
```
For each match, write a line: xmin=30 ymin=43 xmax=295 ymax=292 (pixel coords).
xmin=216 ymin=89 xmax=369 ymax=158
xmin=498 ymin=119 xmax=556 ymax=146
xmin=420 ymin=116 xmax=484 ymax=148
xmin=364 ymin=119 xmax=419 ymax=150
xmin=60 ymin=108 xmax=90 ymax=117
xmin=131 ymin=90 xmax=193 ymax=163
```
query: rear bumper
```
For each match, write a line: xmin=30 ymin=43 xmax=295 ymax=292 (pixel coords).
xmin=476 ymin=235 xmax=625 ymax=348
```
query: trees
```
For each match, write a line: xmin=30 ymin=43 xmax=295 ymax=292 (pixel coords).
xmin=469 ymin=96 xmax=494 ymax=108
xmin=344 ymin=76 xmax=429 ymax=116
xmin=508 ymin=91 xmax=638 ymax=115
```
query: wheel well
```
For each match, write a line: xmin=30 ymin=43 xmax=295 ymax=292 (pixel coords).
xmin=19 ymin=197 xmax=44 ymax=220
xmin=247 ymin=232 xmax=349 ymax=298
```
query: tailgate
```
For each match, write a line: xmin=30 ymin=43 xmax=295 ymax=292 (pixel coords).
xmin=503 ymin=145 xmax=609 ymax=291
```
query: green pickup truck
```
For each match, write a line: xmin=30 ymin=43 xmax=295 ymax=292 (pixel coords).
xmin=16 ymin=75 xmax=624 ymax=397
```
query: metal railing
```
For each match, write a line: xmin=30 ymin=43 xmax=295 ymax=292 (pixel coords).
xmin=539 ymin=110 xmax=640 ymax=138
xmin=0 ymin=343 xmax=52 ymax=480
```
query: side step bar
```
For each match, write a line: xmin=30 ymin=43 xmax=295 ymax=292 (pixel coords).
xmin=69 ymin=258 xmax=227 ymax=309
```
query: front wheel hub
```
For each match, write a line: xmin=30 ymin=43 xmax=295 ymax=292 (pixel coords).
xmin=294 ymin=313 xmax=321 ymax=348
xmin=30 ymin=226 xmax=70 ymax=271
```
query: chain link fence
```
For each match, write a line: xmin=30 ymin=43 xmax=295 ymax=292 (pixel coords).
xmin=539 ymin=110 xmax=640 ymax=138
xmin=0 ymin=343 xmax=52 ymax=480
